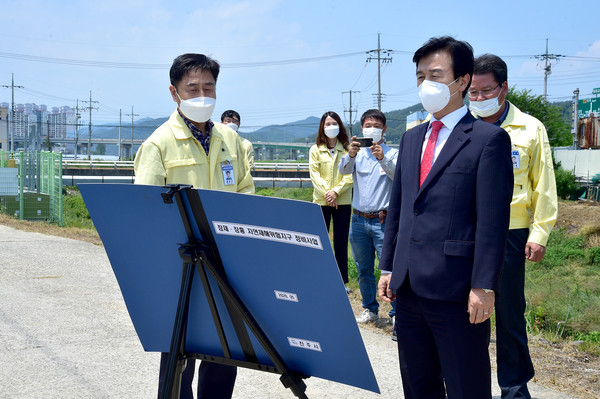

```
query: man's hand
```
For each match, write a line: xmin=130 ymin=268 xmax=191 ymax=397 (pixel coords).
xmin=468 ymin=288 xmax=495 ymax=324
xmin=348 ymin=136 xmax=360 ymax=158
xmin=525 ymin=242 xmax=546 ymax=262
xmin=370 ymin=142 xmax=384 ymax=160
xmin=324 ymin=190 xmax=338 ymax=208
xmin=378 ymin=273 xmax=395 ymax=303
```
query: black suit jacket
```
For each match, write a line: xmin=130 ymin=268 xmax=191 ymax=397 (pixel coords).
xmin=380 ymin=111 xmax=513 ymax=303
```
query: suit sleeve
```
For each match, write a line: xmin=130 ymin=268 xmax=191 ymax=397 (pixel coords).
xmin=379 ymin=138 xmax=405 ymax=272
xmin=472 ymin=127 xmax=513 ymax=291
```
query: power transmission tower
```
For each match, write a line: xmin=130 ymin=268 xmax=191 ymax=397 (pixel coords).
xmin=342 ymin=90 xmax=360 ymax=135
xmin=2 ymin=73 xmax=24 ymax=152
xmin=366 ymin=33 xmax=392 ymax=111
xmin=81 ymin=91 xmax=98 ymax=159
xmin=534 ymin=38 xmax=563 ymax=102
xmin=125 ymin=106 xmax=139 ymax=160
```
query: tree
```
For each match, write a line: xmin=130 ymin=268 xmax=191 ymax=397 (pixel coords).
xmin=92 ymin=143 xmax=106 ymax=155
xmin=506 ymin=87 xmax=572 ymax=146
xmin=44 ymin=135 xmax=53 ymax=152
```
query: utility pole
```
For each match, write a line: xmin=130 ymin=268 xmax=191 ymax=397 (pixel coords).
xmin=118 ymin=108 xmax=122 ymax=160
xmin=2 ymin=73 xmax=24 ymax=152
xmin=342 ymin=90 xmax=360 ymax=135
xmin=572 ymin=88 xmax=580 ymax=149
xmin=534 ymin=39 xmax=563 ymax=102
xmin=366 ymin=33 xmax=392 ymax=111
xmin=81 ymin=91 xmax=98 ymax=159
xmin=74 ymin=100 xmax=81 ymax=159
xmin=125 ymin=106 xmax=138 ymax=160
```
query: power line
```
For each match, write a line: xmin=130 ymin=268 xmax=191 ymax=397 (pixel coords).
xmin=0 ymin=51 xmax=366 ymax=69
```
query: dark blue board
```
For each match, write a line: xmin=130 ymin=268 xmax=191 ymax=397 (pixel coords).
xmin=79 ymin=183 xmax=379 ymax=393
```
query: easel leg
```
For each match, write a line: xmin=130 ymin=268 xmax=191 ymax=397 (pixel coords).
xmin=162 ymin=257 xmax=196 ymax=399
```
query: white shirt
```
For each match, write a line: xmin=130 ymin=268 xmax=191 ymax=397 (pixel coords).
xmin=421 ymin=105 xmax=468 ymax=164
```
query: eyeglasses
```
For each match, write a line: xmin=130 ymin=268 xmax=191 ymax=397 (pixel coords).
xmin=468 ymin=84 xmax=500 ymax=98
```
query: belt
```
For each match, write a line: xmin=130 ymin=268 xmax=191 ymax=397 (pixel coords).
xmin=353 ymin=209 xmax=387 ymax=224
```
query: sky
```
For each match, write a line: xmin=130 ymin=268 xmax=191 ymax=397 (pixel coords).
xmin=1 ymin=0 xmax=599 ymax=133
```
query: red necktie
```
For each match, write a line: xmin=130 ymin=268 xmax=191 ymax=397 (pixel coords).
xmin=419 ymin=121 xmax=444 ymax=187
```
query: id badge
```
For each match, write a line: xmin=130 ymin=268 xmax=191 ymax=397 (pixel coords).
xmin=222 ymin=161 xmax=235 ymax=185
xmin=511 ymin=150 xmax=520 ymax=169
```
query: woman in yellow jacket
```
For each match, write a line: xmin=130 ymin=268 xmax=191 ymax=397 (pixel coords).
xmin=309 ymin=111 xmax=353 ymax=285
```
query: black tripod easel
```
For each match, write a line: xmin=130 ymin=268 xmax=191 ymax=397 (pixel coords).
xmin=160 ymin=184 xmax=309 ymax=399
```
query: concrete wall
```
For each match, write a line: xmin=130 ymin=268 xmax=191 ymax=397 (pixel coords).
xmin=553 ymin=148 xmax=600 ymax=180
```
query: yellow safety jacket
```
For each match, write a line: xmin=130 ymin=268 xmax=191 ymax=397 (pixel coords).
xmin=501 ymin=102 xmax=557 ymax=246
xmin=309 ymin=141 xmax=353 ymax=206
xmin=134 ymin=110 xmax=255 ymax=194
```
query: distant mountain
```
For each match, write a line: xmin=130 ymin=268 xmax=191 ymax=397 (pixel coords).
xmin=80 ymin=99 xmax=573 ymax=155
xmin=239 ymin=116 xmax=321 ymax=143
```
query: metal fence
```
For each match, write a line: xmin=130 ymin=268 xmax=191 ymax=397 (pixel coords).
xmin=0 ymin=150 xmax=63 ymax=225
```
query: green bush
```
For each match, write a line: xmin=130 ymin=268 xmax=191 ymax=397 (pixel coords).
xmin=554 ymin=166 xmax=578 ymax=199
xmin=255 ymin=187 xmax=313 ymax=202
xmin=62 ymin=194 xmax=94 ymax=229
xmin=588 ymin=247 xmax=600 ymax=265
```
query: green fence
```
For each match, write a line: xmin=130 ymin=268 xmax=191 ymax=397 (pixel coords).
xmin=0 ymin=150 xmax=63 ymax=225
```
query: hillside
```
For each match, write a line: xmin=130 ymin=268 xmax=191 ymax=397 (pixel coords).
xmin=76 ymin=98 xmax=573 ymax=154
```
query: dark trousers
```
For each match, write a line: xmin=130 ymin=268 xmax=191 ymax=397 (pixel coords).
xmin=321 ymin=204 xmax=351 ymax=283
xmin=158 ymin=353 xmax=237 ymax=399
xmin=394 ymin=280 xmax=492 ymax=399
xmin=496 ymin=228 xmax=534 ymax=399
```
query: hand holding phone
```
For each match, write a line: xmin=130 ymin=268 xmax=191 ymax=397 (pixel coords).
xmin=355 ymin=137 xmax=373 ymax=147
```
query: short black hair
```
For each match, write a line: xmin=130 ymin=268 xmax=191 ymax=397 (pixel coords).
xmin=221 ymin=110 xmax=241 ymax=123
xmin=413 ymin=36 xmax=474 ymax=98
xmin=169 ymin=53 xmax=220 ymax=87
xmin=473 ymin=54 xmax=508 ymax=86
xmin=360 ymin=109 xmax=386 ymax=127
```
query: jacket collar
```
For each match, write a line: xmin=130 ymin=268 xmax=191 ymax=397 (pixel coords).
xmin=170 ymin=110 xmax=222 ymax=142
xmin=318 ymin=140 xmax=346 ymax=152
xmin=417 ymin=112 xmax=474 ymax=193
xmin=500 ymin=101 xmax=528 ymax=129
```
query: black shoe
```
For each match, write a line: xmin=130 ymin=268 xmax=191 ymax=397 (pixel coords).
xmin=392 ymin=329 xmax=397 ymax=342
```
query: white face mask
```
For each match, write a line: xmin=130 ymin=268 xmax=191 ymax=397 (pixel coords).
xmin=418 ymin=78 xmax=459 ymax=114
xmin=324 ymin=125 xmax=339 ymax=138
xmin=362 ymin=127 xmax=383 ymax=143
xmin=470 ymin=89 xmax=505 ymax=118
xmin=176 ymin=91 xmax=216 ymax=123
xmin=225 ymin=122 xmax=239 ymax=132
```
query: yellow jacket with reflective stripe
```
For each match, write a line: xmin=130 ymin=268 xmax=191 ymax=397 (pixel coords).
xmin=134 ymin=110 xmax=255 ymax=194
xmin=501 ymin=102 xmax=557 ymax=246
xmin=309 ymin=141 xmax=353 ymax=206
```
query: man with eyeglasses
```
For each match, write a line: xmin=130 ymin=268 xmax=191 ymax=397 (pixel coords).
xmin=470 ymin=54 xmax=558 ymax=399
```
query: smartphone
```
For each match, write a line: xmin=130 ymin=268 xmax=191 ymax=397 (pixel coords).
xmin=355 ymin=137 xmax=373 ymax=147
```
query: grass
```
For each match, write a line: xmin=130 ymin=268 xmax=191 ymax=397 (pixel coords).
xmin=524 ymin=227 xmax=600 ymax=355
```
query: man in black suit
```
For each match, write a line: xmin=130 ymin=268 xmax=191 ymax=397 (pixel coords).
xmin=378 ymin=36 xmax=513 ymax=399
